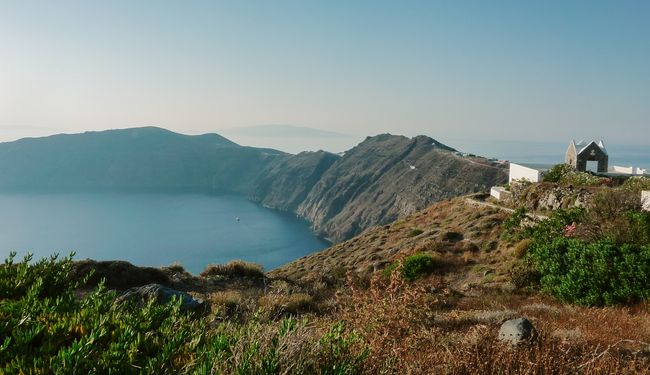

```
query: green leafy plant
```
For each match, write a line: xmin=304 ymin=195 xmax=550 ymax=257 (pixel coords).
xmin=401 ymin=253 xmax=436 ymax=281
xmin=520 ymin=207 xmax=650 ymax=306
xmin=543 ymin=164 xmax=574 ymax=183
xmin=0 ymin=253 xmax=368 ymax=374
xmin=528 ymin=238 xmax=650 ymax=305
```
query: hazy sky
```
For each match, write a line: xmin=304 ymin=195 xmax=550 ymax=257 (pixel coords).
xmin=1 ymin=1 xmax=649 ymax=147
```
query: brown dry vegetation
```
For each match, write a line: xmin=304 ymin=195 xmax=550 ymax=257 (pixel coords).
xmin=69 ymin=194 xmax=650 ymax=373
xmin=271 ymin=194 xmax=650 ymax=373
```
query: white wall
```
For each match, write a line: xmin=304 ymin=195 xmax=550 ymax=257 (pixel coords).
xmin=509 ymin=163 xmax=542 ymax=183
xmin=609 ymin=165 xmax=647 ymax=175
xmin=643 ymin=191 xmax=650 ymax=212
xmin=491 ymin=186 xmax=506 ymax=200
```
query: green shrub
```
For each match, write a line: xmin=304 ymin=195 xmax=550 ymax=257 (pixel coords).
xmin=543 ymin=164 xmax=573 ymax=183
xmin=201 ymin=260 xmax=264 ymax=278
xmin=0 ymin=253 xmax=367 ymax=374
xmin=543 ymin=163 xmax=607 ymax=186
xmin=401 ymin=253 xmax=436 ymax=281
xmin=520 ymin=207 xmax=650 ymax=306
xmin=528 ymin=238 xmax=650 ymax=305
xmin=500 ymin=207 xmax=532 ymax=242
xmin=560 ymin=171 xmax=606 ymax=186
xmin=381 ymin=262 xmax=399 ymax=279
xmin=622 ymin=176 xmax=650 ymax=192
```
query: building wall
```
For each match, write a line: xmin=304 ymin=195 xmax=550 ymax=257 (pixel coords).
xmin=509 ymin=163 xmax=542 ymax=183
xmin=643 ymin=191 xmax=650 ymax=212
xmin=490 ymin=186 xmax=506 ymax=200
xmin=609 ymin=166 xmax=647 ymax=175
xmin=576 ymin=143 xmax=608 ymax=172
xmin=565 ymin=145 xmax=577 ymax=168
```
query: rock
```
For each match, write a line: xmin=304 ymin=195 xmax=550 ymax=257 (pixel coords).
xmin=72 ymin=260 xmax=171 ymax=290
xmin=116 ymin=283 xmax=205 ymax=312
xmin=498 ymin=318 xmax=537 ymax=345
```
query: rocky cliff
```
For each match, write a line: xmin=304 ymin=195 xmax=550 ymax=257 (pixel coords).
xmin=249 ymin=150 xmax=339 ymax=212
xmin=252 ymin=134 xmax=507 ymax=242
xmin=0 ymin=128 xmax=507 ymax=243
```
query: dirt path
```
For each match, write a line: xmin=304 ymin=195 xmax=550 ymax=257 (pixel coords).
xmin=463 ymin=197 xmax=548 ymax=220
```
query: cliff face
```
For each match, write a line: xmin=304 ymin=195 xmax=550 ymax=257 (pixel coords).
xmin=249 ymin=151 xmax=339 ymax=212
xmin=252 ymin=134 xmax=508 ymax=242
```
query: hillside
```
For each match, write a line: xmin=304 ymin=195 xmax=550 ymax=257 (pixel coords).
xmin=10 ymin=191 xmax=649 ymax=373
xmin=252 ymin=134 xmax=507 ymax=241
xmin=0 ymin=128 xmax=507 ymax=242
xmin=0 ymin=127 xmax=285 ymax=193
xmin=271 ymin=195 xmax=512 ymax=289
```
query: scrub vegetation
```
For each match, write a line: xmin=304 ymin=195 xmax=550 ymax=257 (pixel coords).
xmin=3 ymin=188 xmax=650 ymax=374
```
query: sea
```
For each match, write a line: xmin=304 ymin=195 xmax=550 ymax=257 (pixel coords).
xmin=0 ymin=193 xmax=329 ymax=275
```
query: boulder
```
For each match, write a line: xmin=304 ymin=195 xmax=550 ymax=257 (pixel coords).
xmin=498 ymin=318 xmax=537 ymax=345
xmin=116 ymin=283 xmax=204 ymax=312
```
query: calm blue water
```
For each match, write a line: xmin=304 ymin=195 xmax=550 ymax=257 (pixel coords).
xmin=0 ymin=193 xmax=329 ymax=274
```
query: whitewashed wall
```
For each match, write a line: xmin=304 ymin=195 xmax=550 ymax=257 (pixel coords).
xmin=490 ymin=186 xmax=506 ymax=200
xmin=642 ymin=191 xmax=650 ymax=212
xmin=509 ymin=163 xmax=542 ymax=183
xmin=609 ymin=166 xmax=647 ymax=175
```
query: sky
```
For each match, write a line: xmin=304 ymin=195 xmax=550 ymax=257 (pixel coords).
xmin=1 ymin=1 xmax=649 ymax=153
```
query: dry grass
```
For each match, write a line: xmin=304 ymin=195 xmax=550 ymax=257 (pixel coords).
xmin=259 ymin=293 xmax=316 ymax=319
xmin=330 ymin=269 xmax=650 ymax=374
xmin=209 ymin=290 xmax=248 ymax=318
xmin=200 ymin=260 xmax=264 ymax=278
xmin=513 ymin=238 xmax=531 ymax=258
xmin=196 ymin=196 xmax=650 ymax=373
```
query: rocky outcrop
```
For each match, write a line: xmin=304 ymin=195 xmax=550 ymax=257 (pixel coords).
xmin=505 ymin=182 xmax=595 ymax=212
xmin=72 ymin=260 xmax=173 ymax=290
xmin=116 ymin=284 xmax=205 ymax=312
xmin=253 ymin=134 xmax=507 ymax=242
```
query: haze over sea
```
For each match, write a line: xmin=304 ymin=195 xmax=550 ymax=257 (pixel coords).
xmin=0 ymin=193 xmax=329 ymax=274
xmin=449 ymin=140 xmax=650 ymax=169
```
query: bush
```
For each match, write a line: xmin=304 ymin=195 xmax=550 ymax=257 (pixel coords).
xmin=543 ymin=163 xmax=607 ymax=186
xmin=0 ymin=253 xmax=367 ymax=374
xmin=201 ymin=260 xmax=264 ymax=278
xmin=580 ymin=189 xmax=647 ymax=244
xmin=519 ymin=207 xmax=650 ymax=306
xmin=401 ymin=253 xmax=436 ymax=281
xmin=622 ymin=176 xmax=650 ymax=192
xmin=560 ymin=171 xmax=605 ymax=186
xmin=528 ymin=238 xmax=650 ymax=305
xmin=543 ymin=164 xmax=573 ymax=183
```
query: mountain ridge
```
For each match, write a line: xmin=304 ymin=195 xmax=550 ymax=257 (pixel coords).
xmin=0 ymin=127 xmax=507 ymax=242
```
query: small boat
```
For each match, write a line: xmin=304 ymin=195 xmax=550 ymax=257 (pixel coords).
xmin=235 ymin=216 xmax=241 ymax=222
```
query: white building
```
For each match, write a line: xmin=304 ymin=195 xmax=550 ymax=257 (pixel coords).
xmin=509 ymin=163 xmax=552 ymax=183
xmin=643 ymin=191 xmax=650 ymax=212
xmin=490 ymin=186 xmax=508 ymax=200
xmin=608 ymin=166 xmax=647 ymax=175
